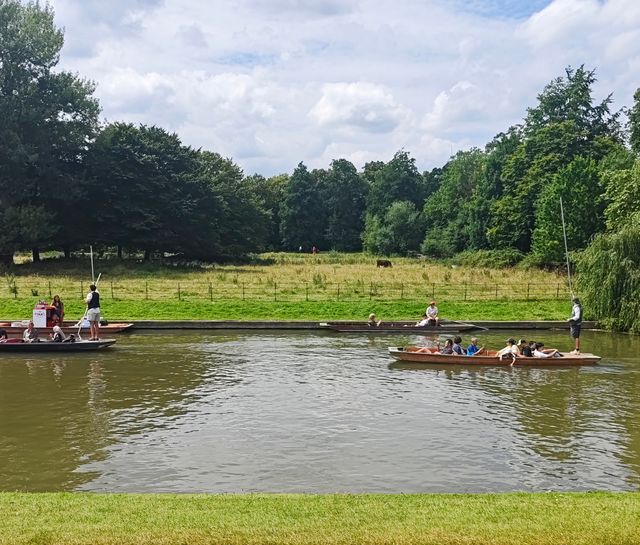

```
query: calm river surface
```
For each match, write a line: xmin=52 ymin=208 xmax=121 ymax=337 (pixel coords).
xmin=0 ymin=329 xmax=639 ymax=493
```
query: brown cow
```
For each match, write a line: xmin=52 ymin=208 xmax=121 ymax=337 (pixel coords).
xmin=376 ymin=259 xmax=392 ymax=268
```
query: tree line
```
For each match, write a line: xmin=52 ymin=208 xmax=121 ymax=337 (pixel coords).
xmin=2 ymin=1 xmax=640 ymax=329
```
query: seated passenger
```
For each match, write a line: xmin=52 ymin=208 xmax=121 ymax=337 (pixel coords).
xmin=466 ymin=337 xmax=484 ymax=356
xmin=518 ymin=338 xmax=533 ymax=357
xmin=367 ymin=313 xmax=382 ymax=327
xmin=425 ymin=301 xmax=439 ymax=325
xmin=0 ymin=328 xmax=7 ymax=343
xmin=533 ymin=342 xmax=561 ymax=358
xmin=452 ymin=335 xmax=466 ymax=355
xmin=50 ymin=325 xmax=66 ymax=342
xmin=23 ymin=321 xmax=40 ymax=343
xmin=439 ymin=338 xmax=454 ymax=354
xmin=496 ymin=338 xmax=518 ymax=360
xmin=415 ymin=314 xmax=431 ymax=327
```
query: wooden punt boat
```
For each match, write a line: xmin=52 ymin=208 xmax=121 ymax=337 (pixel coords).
xmin=0 ymin=339 xmax=116 ymax=352
xmin=388 ymin=346 xmax=601 ymax=366
xmin=0 ymin=322 xmax=134 ymax=336
xmin=320 ymin=321 xmax=484 ymax=334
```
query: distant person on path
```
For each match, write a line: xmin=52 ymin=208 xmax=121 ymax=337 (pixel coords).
xmin=85 ymin=283 xmax=101 ymax=341
xmin=51 ymin=294 xmax=65 ymax=325
xmin=568 ymin=296 xmax=582 ymax=354
xmin=312 ymin=246 xmax=318 ymax=254
xmin=23 ymin=321 xmax=39 ymax=343
xmin=426 ymin=301 xmax=439 ymax=325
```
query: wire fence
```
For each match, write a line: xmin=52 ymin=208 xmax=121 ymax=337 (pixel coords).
xmin=1 ymin=279 xmax=572 ymax=303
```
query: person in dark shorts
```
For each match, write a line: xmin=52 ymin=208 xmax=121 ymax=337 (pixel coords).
xmin=568 ymin=296 xmax=582 ymax=354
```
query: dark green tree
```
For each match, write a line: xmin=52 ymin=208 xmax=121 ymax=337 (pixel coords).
xmin=324 ymin=159 xmax=368 ymax=251
xmin=244 ymin=173 xmax=288 ymax=250
xmin=366 ymin=151 xmax=424 ymax=218
xmin=0 ymin=0 xmax=100 ymax=261
xmin=280 ymin=162 xmax=327 ymax=250
xmin=629 ymin=88 xmax=640 ymax=155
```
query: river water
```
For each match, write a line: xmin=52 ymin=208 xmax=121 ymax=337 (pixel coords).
xmin=0 ymin=329 xmax=638 ymax=493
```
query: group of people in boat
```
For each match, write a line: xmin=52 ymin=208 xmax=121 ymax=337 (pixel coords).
xmin=367 ymin=300 xmax=442 ymax=328
xmin=0 ymin=322 xmax=76 ymax=344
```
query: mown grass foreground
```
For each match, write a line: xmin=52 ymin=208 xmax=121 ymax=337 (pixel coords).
xmin=0 ymin=492 xmax=638 ymax=545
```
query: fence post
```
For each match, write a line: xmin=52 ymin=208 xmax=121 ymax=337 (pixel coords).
xmin=526 ymin=283 xmax=530 ymax=301
xmin=400 ymin=283 xmax=404 ymax=300
xmin=556 ymin=283 xmax=560 ymax=299
xmin=242 ymin=282 xmax=245 ymax=301
xmin=432 ymin=283 xmax=435 ymax=298
xmin=111 ymin=281 xmax=114 ymax=299
xmin=274 ymin=282 xmax=277 ymax=301
xmin=80 ymin=281 xmax=84 ymax=298
xmin=209 ymin=282 xmax=212 ymax=301
xmin=464 ymin=283 xmax=467 ymax=301
xmin=369 ymin=282 xmax=372 ymax=300
xmin=178 ymin=283 xmax=181 ymax=301
xmin=48 ymin=281 xmax=52 ymax=298
xmin=495 ymin=283 xmax=498 ymax=298
xmin=337 ymin=284 xmax=340 ymax=301
xmin=145 ymin=281 xmax=148 ymax=300
xmin=305 ymin=282 xmax=309 ymax=302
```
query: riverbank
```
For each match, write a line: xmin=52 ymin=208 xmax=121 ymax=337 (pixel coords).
xmin=0 ymin=492 xmax=637 ymax=545
xmin=0 ymin=299 xmax=570 ymax=322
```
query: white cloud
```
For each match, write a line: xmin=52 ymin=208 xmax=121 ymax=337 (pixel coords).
xmin=47 ymin=0 xmax=640 ymax=175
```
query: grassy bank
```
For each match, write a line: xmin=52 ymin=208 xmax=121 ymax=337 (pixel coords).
xmin=0 ymin=492 xmax=638 ymax=545
xmin=0 ymin=253 xmax=573 ymax=321
xmin=0 ymin=299 xmax=569 ymax=321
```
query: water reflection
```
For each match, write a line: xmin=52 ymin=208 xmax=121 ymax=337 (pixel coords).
xmin=0 ymin=329 xmax=638 ymax=492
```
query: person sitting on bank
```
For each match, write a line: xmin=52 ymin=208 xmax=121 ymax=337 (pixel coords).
xmin=496 ymin=338 xmax=518 ymax=361
xmin=367 ymin=313 xmax=382 ymax=327
xmin=518 ymin=338 xmax=533 ymax=357
xmin=466 ymin=337 xmax=484 ymax=356
xmin=425 ymin=301 xmax=439 ymax=325
xmin=23 ymin=321 xmax=40 ymax=343
xmin=51 ymin=294 xmax=65 ymax=325
xmin=533 ymin=342 xmax=561 ymax=358
xmin=50 ymin=325 xmax=66 ymax=342
xmin=452 ymin=336 xmax=466 ymax=355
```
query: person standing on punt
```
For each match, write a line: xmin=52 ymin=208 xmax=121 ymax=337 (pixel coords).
xmin=85 ymin=284 xmax=101 ymax=341
xmin=568 ymin=296 xmax=582 ymax=354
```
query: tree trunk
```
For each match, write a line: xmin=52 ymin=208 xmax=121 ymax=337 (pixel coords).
xmin=32 ymin=247 xmax=40 ymax=263
xmin=117 ymin=245 xmax=123 ymax=259
xmin=0 ymin=254 xmax=13 ymax=266
xmin=63 ymin=245 xmax=71 ymax=258
xmin=144 ymin=249 xmax=151 ymax=261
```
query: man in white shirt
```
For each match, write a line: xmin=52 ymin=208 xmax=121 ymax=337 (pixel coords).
xmin=568 ymin=296 xmax=582 ymax=354
xmin=425 ymin=301 xmax=439 ymax=325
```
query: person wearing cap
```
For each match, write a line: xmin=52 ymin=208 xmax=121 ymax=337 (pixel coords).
xmin=518 ymin=338 xmax=533 ymax=357
xmin=568 ymin=296 xmax=582 ymax=354
xmin=496 ymin=338 xmax=519 ymax=361
xmin=425 ymin=301 xmax=439 ymax=325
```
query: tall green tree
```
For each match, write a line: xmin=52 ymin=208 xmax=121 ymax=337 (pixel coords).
xmin=280 ymin=163 xmax=327 ymax=250
xmin=323 ymin=159 xmax=367 ymax=251
xmin=0 ymin=0 xmax=100 ymax=261
xmin=629 ymin=88 xmax=640 ymax=155
xmin=366 ymin=151 xmax=424 ymax=218
xmin=244 ymin=173 xmax=288 ymax=251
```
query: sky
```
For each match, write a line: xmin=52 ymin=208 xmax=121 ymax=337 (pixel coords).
xmin=48 ymin=0 xmax=640 ymax=176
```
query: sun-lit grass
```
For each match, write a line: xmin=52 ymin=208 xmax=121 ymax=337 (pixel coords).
xmin=0 ymin=492 xmax=637 ymax=545
xmin=0 ymin=253 xmax=572 ymax=321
